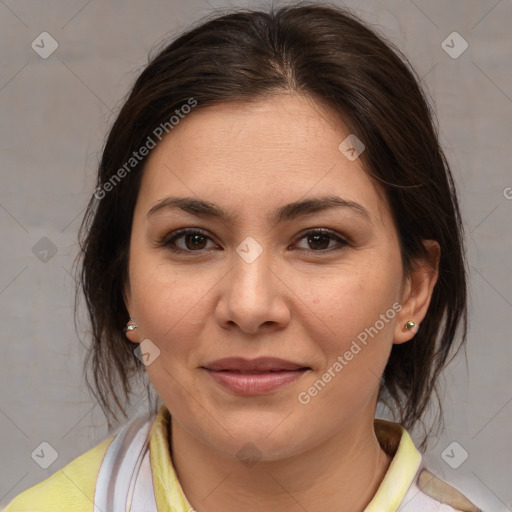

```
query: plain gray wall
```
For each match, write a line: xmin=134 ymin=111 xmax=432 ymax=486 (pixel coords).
xmin=1 ymin=0 xmax=511 ymax=510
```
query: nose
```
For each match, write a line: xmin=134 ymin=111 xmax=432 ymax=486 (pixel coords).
xmin=215 ymin=250 xmax=291 ymax=335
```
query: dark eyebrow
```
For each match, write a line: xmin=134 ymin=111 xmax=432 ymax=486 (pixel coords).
xmin=147 ymin=195 xmax=371 ymax=224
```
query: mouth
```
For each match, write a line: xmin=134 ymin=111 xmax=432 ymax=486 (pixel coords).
xmin=202 ymin=356 xmax=310 ymax=372
xmin=201 ymin=357 xmax=311 ymax=395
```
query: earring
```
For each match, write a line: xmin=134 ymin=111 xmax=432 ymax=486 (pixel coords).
xmin=404 ymin=320 xmax=416 ymax=331
xmin=124 ymin=318 xmax=138 ymax=332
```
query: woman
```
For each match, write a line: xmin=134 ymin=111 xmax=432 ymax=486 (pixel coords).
xmin=4 ymin=3 xmax=484 ymax=511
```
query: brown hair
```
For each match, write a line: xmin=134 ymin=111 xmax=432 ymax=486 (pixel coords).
xmin=76 ymin=2 xmax=467 ymax=448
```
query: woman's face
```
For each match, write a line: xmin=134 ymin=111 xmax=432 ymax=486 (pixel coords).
xmin=124 ymin=93 xmax=430 ymax=460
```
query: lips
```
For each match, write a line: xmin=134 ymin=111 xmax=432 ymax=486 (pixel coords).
xmin=203 ymin=357 xmax=309 ymax=373
xmin=201 ymin=357 xmax=310 ymax=395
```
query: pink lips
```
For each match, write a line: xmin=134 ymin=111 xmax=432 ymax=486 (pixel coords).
xmin=202 ymin=357 xmax=310 ymax=396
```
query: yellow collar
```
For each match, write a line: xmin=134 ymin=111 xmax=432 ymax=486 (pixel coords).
xmin=148 ymin=406 xmax=422 ymax=512
xmin=364 ymin=419 xmax=422 ymax=511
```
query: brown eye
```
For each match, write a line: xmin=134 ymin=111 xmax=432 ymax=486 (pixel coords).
xmin=294 ymin=229 xmax=348 ymax=252
xmin=183 ymin=233 xmax=208 ymax=250
xmin=161 ymin=228 xmax=218 ymax=253
xmin=306 ymin=233 xmax=331 ymax=250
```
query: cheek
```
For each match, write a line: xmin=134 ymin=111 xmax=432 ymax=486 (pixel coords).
xmin=295 ymin=260 xmax=400 ymax=341
xmin=297 ymin=297 xmax=398 ymax=423
xmin=293 ymin=262 xmax=400 ymax=400
xmin=128 ymin=251 xmax=228 ymax=362
xmin=128 ymin=261 xmax=214 ymax=413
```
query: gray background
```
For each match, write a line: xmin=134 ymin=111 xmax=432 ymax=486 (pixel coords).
xmin=0 ymin=0 xmax=511 ymax=510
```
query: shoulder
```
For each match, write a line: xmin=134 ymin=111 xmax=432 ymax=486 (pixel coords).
xmin=3 ymin=434 xmax=114 ymax=512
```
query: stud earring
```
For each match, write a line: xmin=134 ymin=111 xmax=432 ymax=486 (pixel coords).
xmin=404 ymin=320 xmax=416 ymax=331
xmin=124 ymin=318 xmax=138 ymax=332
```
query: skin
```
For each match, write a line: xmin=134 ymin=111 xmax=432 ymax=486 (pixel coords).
xmin=124 ymin=92 xmax=439 ymax=512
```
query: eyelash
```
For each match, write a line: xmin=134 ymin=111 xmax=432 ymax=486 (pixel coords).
xmin=158 ymin=227 xmax=349 ymax=255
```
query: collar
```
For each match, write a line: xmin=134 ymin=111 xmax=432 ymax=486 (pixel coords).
xmin=364 ymin=419 xmax=422 ymax=511
xmin=148 ymin=406 xmax=422 ymax=512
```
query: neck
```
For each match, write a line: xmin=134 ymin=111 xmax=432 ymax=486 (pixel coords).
xmin=170 ymin=415 xmax=392 ymax=512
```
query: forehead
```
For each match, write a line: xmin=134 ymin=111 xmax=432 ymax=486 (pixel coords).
xmin=137 ymin=94 xmax=389 ymax=226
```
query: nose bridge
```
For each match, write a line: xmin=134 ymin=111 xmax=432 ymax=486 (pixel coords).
xmin=230 ymin=241 xmax=274 ymax=300
xmin=217 ymin=238 xmax=290 ymax=333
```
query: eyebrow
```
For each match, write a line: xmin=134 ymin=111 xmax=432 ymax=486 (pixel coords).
xmin=146 ymin=195 xmax=371 ymax=225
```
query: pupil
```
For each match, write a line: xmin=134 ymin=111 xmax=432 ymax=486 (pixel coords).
xmin=186 ymin=234 xmax=206 ymax=250
xmin=309 ymin=234 xmax=329 ymax=250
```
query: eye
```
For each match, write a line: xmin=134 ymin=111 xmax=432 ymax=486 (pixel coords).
xmin=159 ymin=228 xmax=219 ymax=253
xmin=292 ymin=228 xmax=348 ymax=252
xmin=159 ymin=227 xmax=348 ymax=254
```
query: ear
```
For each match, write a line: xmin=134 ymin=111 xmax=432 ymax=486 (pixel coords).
xmin=123 ymin=279 xmax=140 ymax=344
xmin=394 ymin=240 xmax=440 ymax=344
